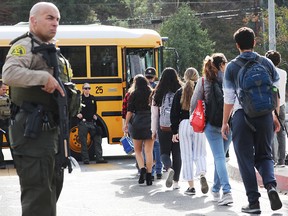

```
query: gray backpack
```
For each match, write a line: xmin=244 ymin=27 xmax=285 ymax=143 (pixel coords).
xmin=159 ymin=92 xmax=175 ymax=131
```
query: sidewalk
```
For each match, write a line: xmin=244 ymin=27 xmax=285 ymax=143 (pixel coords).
xmin=226 ymin=144 xmax=288 ymax=193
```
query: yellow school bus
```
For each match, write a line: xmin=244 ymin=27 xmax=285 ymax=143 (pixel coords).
xmin=0 ymin=24 xmax=165 ymax=159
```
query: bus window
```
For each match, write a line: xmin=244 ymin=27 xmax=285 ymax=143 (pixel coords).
xmin=127 ymin=54 xmax=145 ymax=79
xmin=125 ymin=48 xmax=155 ymax=82
xmin=0 ymin=47 xmax=9 ymax=78
xmin=59 ymin=46 xmax=86 ymax=77
xmin=90 ymin=46 xmax=117 ymax=77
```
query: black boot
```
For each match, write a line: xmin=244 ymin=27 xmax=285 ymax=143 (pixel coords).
xmin=138 ymin=167 xmax=146 ymax=184
xmin=146 ymin=173 xmax=152 ymax=186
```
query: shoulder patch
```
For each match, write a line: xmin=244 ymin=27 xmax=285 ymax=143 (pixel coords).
xmin=10 ymin=45 xmax=26 ymax=56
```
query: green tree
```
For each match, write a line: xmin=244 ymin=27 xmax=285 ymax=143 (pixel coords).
xmin=160 ymin=4 xmax=214 ymax=76
xmin=260 ymin=6 xmax=288 ymax=72
xmin=0 ymin=0 xmax=99 ymax=25
xmin=0 ymin=0 xmax=37 ymax=25
xmin=112 ymin=0 xmax=162 ymax=27
xmin=54 ymin=0 xmax=98 ymax=24
xmin=0 ymin=0 xmax=16 ymax=25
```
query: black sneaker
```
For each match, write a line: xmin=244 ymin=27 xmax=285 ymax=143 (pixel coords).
xmin=241 ymin=202 xmax=261 ymax=214
xmin=184 ymin=187 xmax=196 ymax=195
xmin=267 ymin=185 xmax=282 ymax=211
xmin=151 ymin=175 xmax=155 ymax=181
xmin=156 ymin=173 xmax=162 ymax=179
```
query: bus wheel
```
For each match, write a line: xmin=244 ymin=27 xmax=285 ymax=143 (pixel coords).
xmin=69 ymin=126 xmax=95 ymax=161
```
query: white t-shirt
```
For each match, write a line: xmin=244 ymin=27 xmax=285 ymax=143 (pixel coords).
xmin=276 ymin=67 xmax=287 ymax=106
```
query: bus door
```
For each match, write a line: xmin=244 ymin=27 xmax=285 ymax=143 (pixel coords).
xmin=123 ymin=48 xmax=156 ymax=90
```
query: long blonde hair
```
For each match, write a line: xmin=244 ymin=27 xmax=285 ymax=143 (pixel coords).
xmin=181 ymin=67 xmax=199 ymax=110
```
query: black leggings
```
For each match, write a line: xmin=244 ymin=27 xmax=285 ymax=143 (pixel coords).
xmin=158 ymin=129 xmax=181 ymax=181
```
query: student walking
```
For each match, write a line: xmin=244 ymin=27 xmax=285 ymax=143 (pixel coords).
xmin=151 ymin=67 xmax=183 ymax=189
xmin=265 ymin=50 xmax=287 ymax=168
xmin=222 ymin=27 xmax=282 ymax=214
xmin=123 ymin=74 xmax=154 ymax=186
xmin=190 ymin=53 xmax=233 ymax=205
xmin=171 ymin=67 xmax=208 ymax=195
xmin=145 ymin=67 xmax=163 ymax=180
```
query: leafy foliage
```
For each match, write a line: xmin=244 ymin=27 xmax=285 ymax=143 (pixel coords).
xmin=160 ymin=5 xmax=214 ymax=76
xmin=0 ymin=0 xmax=287 ymax=73
xmin=261 ymin=6 xmax=288 ymax=72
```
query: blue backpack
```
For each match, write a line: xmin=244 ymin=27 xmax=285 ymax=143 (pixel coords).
xmin=233 ymin=56 xmax=278 ymax=118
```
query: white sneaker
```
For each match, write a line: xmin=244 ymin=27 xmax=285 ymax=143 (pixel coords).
xmin=173 ymin=182 xmax=180 ymax=190
xmin=218 ymin=192 xmax=233 ymax=206
xmin=165 ymin=168 xmax=174 ymax=188
xmin=211 ymin=190 xmax=220 ymax=202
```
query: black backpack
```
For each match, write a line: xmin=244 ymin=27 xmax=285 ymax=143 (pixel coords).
xmin=205 ymin=80 xmax=223 ymax=127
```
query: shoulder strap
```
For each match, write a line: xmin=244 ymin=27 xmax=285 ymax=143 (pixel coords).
xmin=202 ymin=77 xmax=205 ymax=100
xmin=232 ymin=54 xmax=262 ymax=67
xmin=232 ymin=57 xmax=245 ymax=68
xmin=9 ymin=32 xmax=30 ymax=45
xmin=255 ymin=55 xmax=261 ymax=63
xmin=10 ymin=32 xmax=42 ymax=49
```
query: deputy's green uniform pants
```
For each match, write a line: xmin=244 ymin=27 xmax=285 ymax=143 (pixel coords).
xmin=14 ymin=154 xmax=63 ymax=216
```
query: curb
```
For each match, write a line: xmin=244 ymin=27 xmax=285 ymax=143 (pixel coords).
xmin=227 ymin=161 xmax=288 ymax=194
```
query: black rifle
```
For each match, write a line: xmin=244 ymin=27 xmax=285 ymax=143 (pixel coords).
xmin=32 ymin=44 xmax=73 ymax=173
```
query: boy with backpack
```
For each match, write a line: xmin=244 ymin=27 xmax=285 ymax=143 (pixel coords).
xmin=221 ymin=27 xmax=282 ymax=214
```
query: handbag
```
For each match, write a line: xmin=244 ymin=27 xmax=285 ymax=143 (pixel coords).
xmin=190 ymin=77 xmax=206 ymax=133
xmin=190 ymin=100 xmax=206 ymax=133
xmin=120 ymin=135 xmax=134 ymax=155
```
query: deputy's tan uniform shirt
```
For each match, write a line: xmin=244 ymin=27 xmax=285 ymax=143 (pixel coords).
xmin=2 ymin=33 xmax=52 ymax=88
xmin=2 ymin=33 xmax=60 ymax=110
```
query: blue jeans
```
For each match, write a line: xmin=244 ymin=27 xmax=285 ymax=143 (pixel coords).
xmin=232 ymin=110 xmax=276 ymax=204
xmin=205 ymin=122 xmax=232 ymax=193
xmin=152 ymin=140 xmax=162 ymax=175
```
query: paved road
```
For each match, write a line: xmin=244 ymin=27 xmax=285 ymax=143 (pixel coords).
xmin=0 ymin=140 xmax=288 ymax=216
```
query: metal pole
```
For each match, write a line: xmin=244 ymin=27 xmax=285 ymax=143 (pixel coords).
xmin=268 ymin=0 xmax=276 ymax=51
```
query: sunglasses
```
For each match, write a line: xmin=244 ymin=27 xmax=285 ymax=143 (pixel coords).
xmin=83 ymin=87 xmax=91 ymax=90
